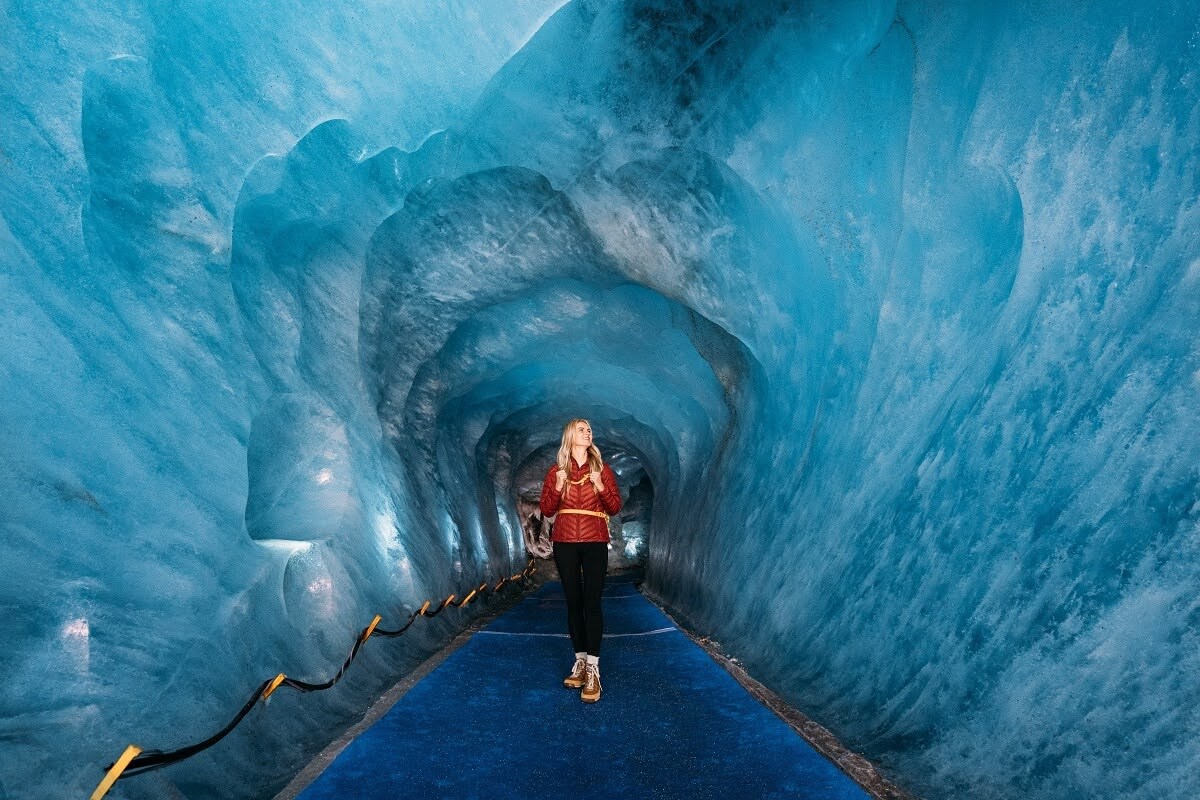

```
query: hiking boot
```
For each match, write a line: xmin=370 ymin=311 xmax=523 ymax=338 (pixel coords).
xmin=581 ymin=664 xmax=602 ymax=703
xmin=563 ymin=657 xmax=587 ymax=689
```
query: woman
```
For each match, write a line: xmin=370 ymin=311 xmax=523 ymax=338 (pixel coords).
xmin=539 ymin=418 xmax=622 ymax=703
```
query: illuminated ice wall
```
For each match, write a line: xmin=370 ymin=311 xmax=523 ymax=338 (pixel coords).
xmin=2 ymin=1 xmax=1197 ymax=798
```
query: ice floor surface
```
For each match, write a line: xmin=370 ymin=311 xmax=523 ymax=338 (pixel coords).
xmin=294 ymin=574 xmax=870 ymax=800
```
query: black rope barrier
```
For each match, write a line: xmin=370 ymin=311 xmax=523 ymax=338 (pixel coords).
xmin=90 ymin=559 xmax=537 ymax=798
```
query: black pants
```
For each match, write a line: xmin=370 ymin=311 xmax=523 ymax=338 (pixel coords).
xmin=552 ymin=541 xmax=608 ymax=656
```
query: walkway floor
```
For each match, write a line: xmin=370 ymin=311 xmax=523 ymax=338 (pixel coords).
xmin=294 ymin=573 xmax=871 ymax=800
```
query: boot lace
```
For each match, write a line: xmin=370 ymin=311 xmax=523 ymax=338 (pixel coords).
xmin=584 ymin=664 xmax=601 ymax=693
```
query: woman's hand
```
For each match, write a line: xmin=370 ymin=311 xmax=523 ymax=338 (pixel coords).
xmin=590 ymin=469 xmax=604 ymax=492
xmin=555 ymin=468 xmax=567 ymax=492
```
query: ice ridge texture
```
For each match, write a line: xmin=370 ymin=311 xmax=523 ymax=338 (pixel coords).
xmin=1 ymin=1 xmax=1198 ymax=799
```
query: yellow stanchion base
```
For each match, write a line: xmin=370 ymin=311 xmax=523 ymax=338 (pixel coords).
xmin=90 ymin=744 xmax=142 ymax=800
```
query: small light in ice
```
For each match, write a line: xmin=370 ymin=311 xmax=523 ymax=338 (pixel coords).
xmin=63 ymin=617 xmax=90 ymax=672
xmin=307 ymin=577 xmax=335 ymax=616
xmin=63 ymin=618 xmax=89 ymax=639
xmin=259 ymin=539 xmax=313 ymax=554
xmin=315 ymin=468 xmax=334 ymax=485
xmin=373 ymin=512 xmax=395 ymax=543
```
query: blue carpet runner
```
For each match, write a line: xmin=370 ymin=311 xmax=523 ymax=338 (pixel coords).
xmin=296 ymin=573 xmax=871 ymax=800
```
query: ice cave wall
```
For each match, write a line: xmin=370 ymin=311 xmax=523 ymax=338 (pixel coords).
xmin=1 ymin=1 xmax=1198 ymax=799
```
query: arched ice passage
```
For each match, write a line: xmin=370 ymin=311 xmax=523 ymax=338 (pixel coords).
xmin=1 ymin=1 xmax=1198 ymax=800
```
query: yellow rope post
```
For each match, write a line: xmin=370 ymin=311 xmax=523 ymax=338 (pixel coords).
xmin=443 ymin=594 xmax=457 ymax=607
xmin=262 ymin=673 xmax=287 ymax=700
xmin=90 ymin=745 xmax=142 ymax=800
xmin=460 ymin=589 xmax=478 ymax=607
xmin=417 ymin=600 xmax=431 ymax=616
xmin=363 ymin=614 xmax=383 ymax=641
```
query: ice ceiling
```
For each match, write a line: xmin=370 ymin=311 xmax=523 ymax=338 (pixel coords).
xmin=2 ymin=1 xmax=1198 ymax=799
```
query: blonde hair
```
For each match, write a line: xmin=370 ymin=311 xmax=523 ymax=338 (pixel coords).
xmin=557 ymin=418 xmax=602 ymax=482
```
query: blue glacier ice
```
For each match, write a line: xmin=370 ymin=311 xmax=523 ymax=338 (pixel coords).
xmin=2 ymin=0 xmax=1198 ymax=798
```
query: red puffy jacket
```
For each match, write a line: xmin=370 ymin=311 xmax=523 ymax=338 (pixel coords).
xmin=540 ymin=459 xmax=622 ymax=543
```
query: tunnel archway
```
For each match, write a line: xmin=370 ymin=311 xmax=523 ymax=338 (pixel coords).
xmin=5 ymin=1 xmax=1196 ymax=798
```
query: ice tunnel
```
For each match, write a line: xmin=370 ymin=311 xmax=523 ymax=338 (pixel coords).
xmin=2 ymin=0 xmax=1198 ymax=798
